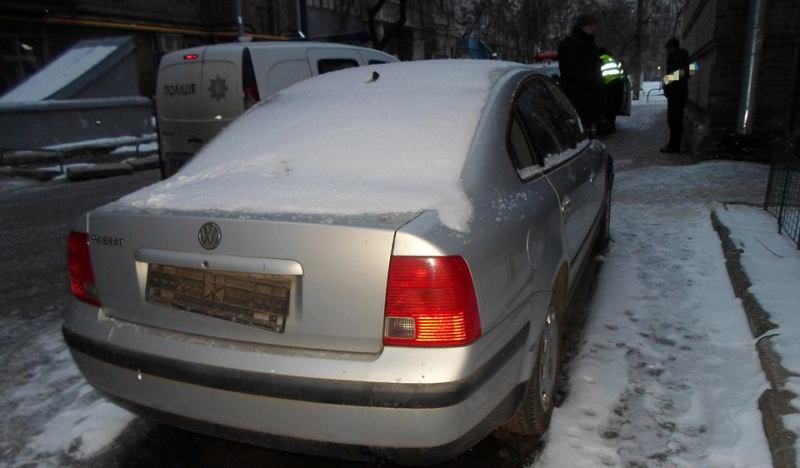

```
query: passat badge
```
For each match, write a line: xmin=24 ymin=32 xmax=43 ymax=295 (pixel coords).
xmin=198 ymin=222 xmax=221 ymax=250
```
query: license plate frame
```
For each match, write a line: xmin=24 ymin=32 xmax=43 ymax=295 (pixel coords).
xmin=145 ymin=263 xmax=291 ymax=333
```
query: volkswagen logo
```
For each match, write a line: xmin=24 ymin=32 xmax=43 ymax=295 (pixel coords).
xmin=198 ymin=222 xmax=221 ymax=250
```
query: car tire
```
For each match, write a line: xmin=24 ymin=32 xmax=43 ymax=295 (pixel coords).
xmin=502 ymin=304 xmax=560 ymax=437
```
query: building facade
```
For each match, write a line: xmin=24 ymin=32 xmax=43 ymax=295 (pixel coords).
xmin=304 ymin=0 xmax=471 ymax=61
xmin=0 ymin=0 xmax=299 ymax=97
xmin=682 ymin=0 xmax=800 ymax=159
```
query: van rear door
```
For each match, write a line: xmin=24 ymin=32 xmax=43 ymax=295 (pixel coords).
xmin=200 ymin=46 xmax=244 ymax=124
xmin=156 ymin=48 xmax=206 ymax=175
xmin=157 ymin=46 xmax=244 ymax=177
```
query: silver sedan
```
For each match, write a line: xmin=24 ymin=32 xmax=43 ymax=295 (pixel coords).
xmin=64 ymin=60 xmax=612 ymax=464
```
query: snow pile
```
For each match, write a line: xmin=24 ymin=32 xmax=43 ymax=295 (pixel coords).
xmin=534 ymin=160 xmax=772 ymax=466
xmin=111 ymin=142 xmax=158 ymax=155
xmin=115 ymin=61 xmax=525 ymax=232
xmin=1 ymin=45 xmax=115 ymax=102
xmin=713 ymin=204 xmax=800 ymax=457
xmin=46 ymin=134 xmax=157 ymax=152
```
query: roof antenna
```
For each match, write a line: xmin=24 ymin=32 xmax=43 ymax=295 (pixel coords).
xmin=368 ymin=71 xmax=380 ymax=83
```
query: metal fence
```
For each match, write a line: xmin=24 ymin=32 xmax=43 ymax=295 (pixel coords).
xmin=764 ymin=162 xmax=800 ymax=249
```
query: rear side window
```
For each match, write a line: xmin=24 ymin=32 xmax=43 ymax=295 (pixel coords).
xmin=508 ymin=114 xmax=538 ymax=171
xmin=368 ymin=60 xmax=387 ymax=65
xmin=317 ymin=59 xmax=359 ymax=74
xmin=516 ymin=81 xmax=562 ymax=161
xmin=544 ymin=80 xmax=588 ymax=148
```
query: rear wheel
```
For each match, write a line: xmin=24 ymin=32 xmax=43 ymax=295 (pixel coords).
xmin=502 ymin=304 xmax=560 ymax=437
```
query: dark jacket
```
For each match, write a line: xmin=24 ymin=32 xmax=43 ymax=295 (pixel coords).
xmin=664 ymin=47 xmax=690 ymax=99
xmin=558 ymin=27 xmax=604 ymax=120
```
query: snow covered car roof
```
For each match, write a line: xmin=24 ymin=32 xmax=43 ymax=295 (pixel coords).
xmin=116 ymin=60 xmax=527 ymax=232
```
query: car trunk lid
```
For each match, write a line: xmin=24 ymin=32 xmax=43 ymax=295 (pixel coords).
xmin=88 ymin=210 xmax=419 ymax=354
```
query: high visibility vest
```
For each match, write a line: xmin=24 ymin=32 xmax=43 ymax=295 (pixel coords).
xmin=600 ymin=54 xmax=624 ymax=85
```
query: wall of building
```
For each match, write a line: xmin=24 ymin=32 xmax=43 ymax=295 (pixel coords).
xmin=304 ymin=0 xmax=468 ymax=61
xmin=0 ymin=0 xmax=298 ymax=97
xmin=682 ymin=0 xmax=800 ymax=158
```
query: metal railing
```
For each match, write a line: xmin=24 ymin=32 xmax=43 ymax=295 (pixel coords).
xmin=764 ymin=161 xmax=800 ymax=249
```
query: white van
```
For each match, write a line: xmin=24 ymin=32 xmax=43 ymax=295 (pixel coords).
xmin=155 ymin=42 xmax=398 ymax=177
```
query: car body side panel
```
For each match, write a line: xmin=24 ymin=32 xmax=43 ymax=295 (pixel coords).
xmin=249 ymin=46 xmax=309 ymax=96
xmin=393 ymin=69 xmax=567 ymax=386
xmin=264 ymin=59 xmax=312 ymax=95
xmin=545 ymin=144 xmax=603 ymax=266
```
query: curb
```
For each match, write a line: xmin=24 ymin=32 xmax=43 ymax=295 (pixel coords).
xmin=711 ymin=208 xmax=798 ymax=468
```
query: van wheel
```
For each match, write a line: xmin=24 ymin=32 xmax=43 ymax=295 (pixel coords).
xmin=502 ymin=304 xmax=560 ymax=437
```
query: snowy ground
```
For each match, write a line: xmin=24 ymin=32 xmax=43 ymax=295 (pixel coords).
xmin=714 ymin=204 xmax=800 ymax=457
xmin=533 ymin=106 xmax=774 ymax=467
xmin=0 ymin=100 xmax=784 ymax=468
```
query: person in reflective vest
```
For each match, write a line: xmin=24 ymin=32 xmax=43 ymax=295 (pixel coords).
xmin=599 ymin=50 xmax=625 ymax=133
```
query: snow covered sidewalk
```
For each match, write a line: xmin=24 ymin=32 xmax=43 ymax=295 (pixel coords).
xmin=714 ymin=203 xmax=800 ymax=464
xmin=535 ymin=161 xmax=773 ymax=467
xmin=530 ymin=98 xmax=779 ymax=468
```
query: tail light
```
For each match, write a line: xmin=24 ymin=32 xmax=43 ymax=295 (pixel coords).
xmin=384 ymin=256 xmax=481 ymax=347
xmin=243 ymin=85 xmax=260 ymax=109
xmin=68 ymin=231 xmax=101 ymax=307
xmin=242 ymin=48 xmax=260 ymax=110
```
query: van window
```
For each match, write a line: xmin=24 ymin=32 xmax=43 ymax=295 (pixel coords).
xmin=317 ymin=59 xmax=359 ymax=74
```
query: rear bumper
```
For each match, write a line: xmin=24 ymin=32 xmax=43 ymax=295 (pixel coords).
xmin=62 ymin=316 xmax=529 ymax=463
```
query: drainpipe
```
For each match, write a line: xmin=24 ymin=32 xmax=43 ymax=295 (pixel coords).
xmin=234 ymin=0 xmax=245 ymax=41
xmin=296 ymin=0 xmax=307 ymax=39
xmin=737 ymin=0 xmax=767 ymax=135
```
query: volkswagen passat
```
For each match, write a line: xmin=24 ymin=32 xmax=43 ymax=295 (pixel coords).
xmin=64 ymin=60 xmax=613 ymax=464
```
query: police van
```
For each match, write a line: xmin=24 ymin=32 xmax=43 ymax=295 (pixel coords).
xmin=156 ymin=42 xmax=398 ymax=177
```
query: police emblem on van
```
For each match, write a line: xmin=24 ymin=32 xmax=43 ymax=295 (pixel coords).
xmin=208 ymin=76 xmax=228 ymax=102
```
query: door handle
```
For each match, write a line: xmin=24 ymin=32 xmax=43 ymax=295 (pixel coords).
xmin=589 ymin=171 xmax=597 ymax=184
xmin=561 ymin=196 xmax=572 ymax=213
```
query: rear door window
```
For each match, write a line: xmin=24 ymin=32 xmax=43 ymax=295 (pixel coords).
xmin=508 ymin=114 xmax=538 ymax=172
xmin=317 ymin=59 xmax=359 ymax=74
xmin=543 ymin=79 xmax=588 ymax=150
xmin=516 ymin=80 xmax=563 ymax=165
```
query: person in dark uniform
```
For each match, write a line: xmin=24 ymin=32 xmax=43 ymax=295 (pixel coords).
xmin=661 ymin=37 xmax=690 ymax=153
xmin=558 ymin=13 xmax=604 ymax=135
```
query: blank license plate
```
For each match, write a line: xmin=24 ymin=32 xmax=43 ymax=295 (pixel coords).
xmin=146 ymin=264 xmax=291 ymax=333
